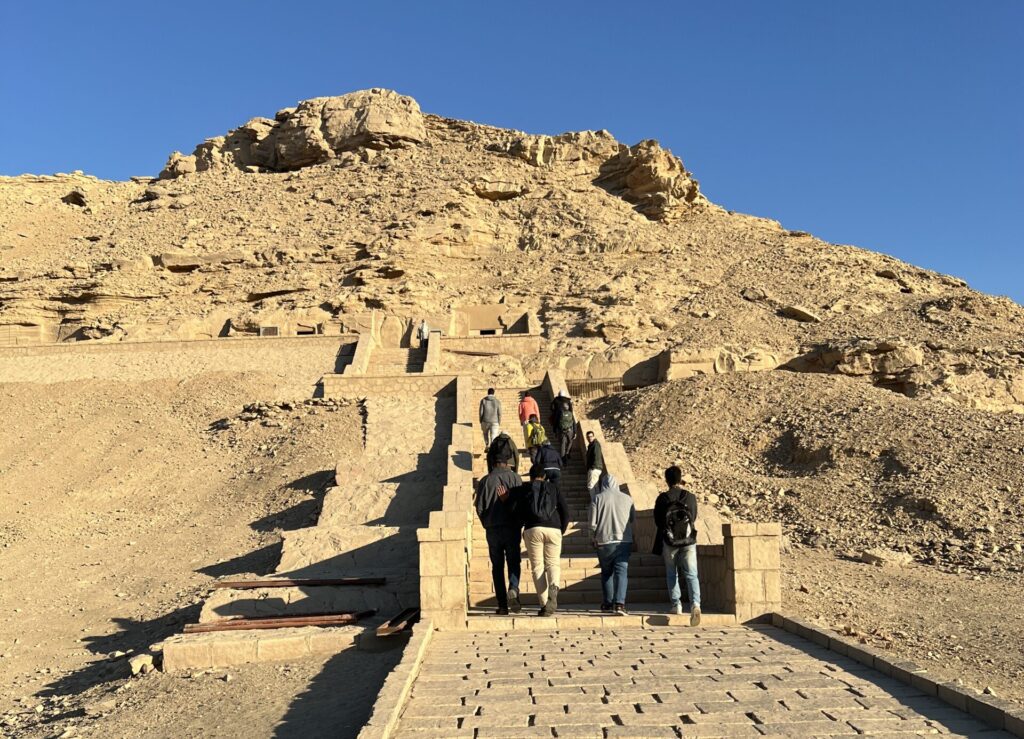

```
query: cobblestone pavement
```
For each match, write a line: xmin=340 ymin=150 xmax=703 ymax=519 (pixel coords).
xmin=393 ymin=625 xmax=1010 ymax=738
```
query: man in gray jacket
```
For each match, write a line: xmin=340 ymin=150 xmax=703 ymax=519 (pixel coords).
xmin=588 ymin=472 xmax=635 ymax=616
xmin=479 ymin=388 xmax=502 ymax=449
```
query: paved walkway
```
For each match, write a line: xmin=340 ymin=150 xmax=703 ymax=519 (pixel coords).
xmin=392 ymin=625 xmax=1010 ymax=738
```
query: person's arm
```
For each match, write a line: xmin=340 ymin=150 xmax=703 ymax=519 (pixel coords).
xmin=653 ymin=492 xmax=667 ymax=531
xmin=556 ymin=487 xmax=570 ymax=533
xmin=479 ymin=398 xmax=485 ymax=423
xmin=496 ymin=398 xmax=502 ymax=424
xmin=688 ymin=492 xmax=698 ymax=524
xmin=588 ymin=496 xmax=598 ymax=546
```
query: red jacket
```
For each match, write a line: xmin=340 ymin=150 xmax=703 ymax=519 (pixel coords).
xmin=518 ymin=396 xmax=540 ymax=424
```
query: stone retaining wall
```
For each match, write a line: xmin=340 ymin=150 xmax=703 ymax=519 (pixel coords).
xmin=440 ymin=334 xmax=543 ymax=357
xmin=322 ymin=373 xmax=458 ymax=397
xmin=415 ymin=376 xmax=476 ymax=629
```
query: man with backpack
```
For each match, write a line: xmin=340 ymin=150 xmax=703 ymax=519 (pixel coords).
xmin=475 ymin=460 xmax=524 ymax=615
xmin=487 ymin=430 xmax=519 ymax=473
xmin=653 ymin=465 xmax=701 ymax=625
xmin=534 ymin=439 xmax=563 ymax=489
xmin=479 ymin=388 xmax=502 ymax=449
xmin=550 ymin=391 xmax=576 ymax=464
xmin=515 ymin=464 xmax=569 ymax=617
xmin=525 ymin=414 xmax=547 ymax=463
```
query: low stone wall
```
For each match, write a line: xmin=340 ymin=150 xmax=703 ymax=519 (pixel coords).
xmin=322 ymin=373 xmax=458 ymax=397
xmin=0 ymin=334 xmax=357 ymax=389
xmin=440 ymin=333 xmax=543 ymax=357
xmin=724 ymin=522 xmax=783 ymax=621
xmin=415 ymin=376 xmax=475 ymax=629
xmin=356 ymin=621 xmax=434 ymax=739
xmin=771 ymin=613 xmax=1024 ymax=736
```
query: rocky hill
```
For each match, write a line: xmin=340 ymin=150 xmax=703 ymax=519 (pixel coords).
xmin=2 ymin=88 xmax=1022 ymax=413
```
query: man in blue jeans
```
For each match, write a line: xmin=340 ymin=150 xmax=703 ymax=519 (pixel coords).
xmin=475 ymin=460 xmax=524 ymax=614
xmin=588 ymin=471 xmax=635 ymax=615
xmin=653 ymin=465 xmax=701 ymax=626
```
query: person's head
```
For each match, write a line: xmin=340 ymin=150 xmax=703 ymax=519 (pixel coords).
xmin=529 ymin=414 xmax=538 ymax=423
xmin=487 ymin=388 xmax=495 ymax=396
xmin=586 ymin=431 xmax=595 ymax=443
xmin=494 ymin=460 xmax=509 ymax=469
xmin=524 ymin=391 xmax=531 ymax=398
xmin=529 ymin=464 xmax=545 ymax=482
xmin=665 ymin=465 xmax=683 ymax=487
xmin=557 ymin=390 xmax=564 ymax=398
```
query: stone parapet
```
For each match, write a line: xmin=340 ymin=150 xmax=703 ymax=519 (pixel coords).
xmin=422 ymin=330 xmax=443 ymax=373
xmin=440 ymin=333 xmax=543 ymax=357
xmin=416 ymin=376 xmax=475 ymax=629
xmin=322 ymin=373 xmax=457 ymax=398
xmin=724 ymin=522 xmax=783 ymax=621
xmin=343 ymin=332 xmax=373 ymax=375
xmin=161 ymin=624 xmax=362 ymax=672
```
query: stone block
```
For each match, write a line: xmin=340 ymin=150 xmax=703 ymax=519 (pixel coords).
xmin=1005 ymin=708 xmax=1024 ymax=737
xmin=440 ymin=576 xmax=465 ymax=606
xmin=723 ymin=522 xmax=757 ymax=538
xmin=161 ymin=638 xmax=213 ymax=672
xmin=726 ymin=538 xmax=750 ymax=570
xmin=755 ymin=522 xmax=782 ymax=536
xmin=420 ymin=540 xmax=446 ymax=575
xmin=308 ymin=628 xmax=357 ymax=655
xmin=210 ymin=636 xmax=258 ymax=666
xmin=909 ymin=670 xmax=938 ymax=697
xmin=966 ymin=693 xmax=1008 ymax=730
xmin=827 ymin=635 xmax=851 ymax=657
xmin=257 ymin=633 xmax=310 ymax=662
xmin=937 ymin=681 xmax=969 ymax=712
xmin=420 ymin=576 xmax=442 ymax=609
xmin=444 ymin=540 xmax=465 ymax=575
xmin=749 ymin=536 xmax=781 ymax=570
xmin=762 ymin=570 xmax=781 ymax=602
xmin=417 ymin=527 xmax=441 ymax=542
xmin=732 ymin=570 xmax=763 ymax=602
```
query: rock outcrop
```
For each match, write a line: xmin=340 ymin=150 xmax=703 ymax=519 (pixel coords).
xmin=595 ymin=139 xmax=705 ymax=220
xmin=160 ymin=89 xmax=425 ymax=178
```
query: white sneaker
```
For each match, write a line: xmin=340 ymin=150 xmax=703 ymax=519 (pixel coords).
xmin=690 ymin=605 xmax=702 ymax=627
xmin=671 ymin=603 xmax=683 ymax=616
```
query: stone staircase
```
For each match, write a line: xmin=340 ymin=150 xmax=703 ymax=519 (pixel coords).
xmin=468 ymin=386 xmax=670 ymax=610
xmin=368 ymin=346 xmax=426 ymax=376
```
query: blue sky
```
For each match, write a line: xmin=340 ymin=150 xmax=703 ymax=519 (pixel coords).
xmin=2 ymin=1 xmax=1021 ymax=301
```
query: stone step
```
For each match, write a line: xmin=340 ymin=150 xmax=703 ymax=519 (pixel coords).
xmin=462 ymin=605 xmax=737 ymax=630
xmin=469 ymin=589 xmax=669 ymax=607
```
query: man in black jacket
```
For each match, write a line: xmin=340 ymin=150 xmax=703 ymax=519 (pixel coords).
xmin=550 ymin=391 xmax=576 ymax=464
xmin=653 ymin=465 xmax=701 ymax=626
xmin=585 ymin=430 xmax=604 ymax=492
xmin=516 ymin=464 xmax=570 ymax=616
xmin=475 ymin=460 xmax=524 ymax=614
xmin=535 ymin=440 xmax=563 ymax=489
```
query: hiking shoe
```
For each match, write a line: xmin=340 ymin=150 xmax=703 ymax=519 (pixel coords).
xmin=671 ymin=602 xmax=683 ymax=616
xmin=496 ymin=606 xmax=509 ymax=616
xmin=600 ymin=602 xmax=613 ymax=613
xmin=547 ymin=585 xmax=559 ymax=613
xmin=690 ymin=605 xmax=702 ymax=627
xmin=508 ymin=588 xmax=522 ymax=614
xmin=614 ymin=603 xmax=628 ymax=616
xmin=539 ymin=605 xmax=554 ymax=617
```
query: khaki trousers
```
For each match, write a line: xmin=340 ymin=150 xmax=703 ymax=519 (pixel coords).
xmin=523 ymin=526 xmax=562 ymax=607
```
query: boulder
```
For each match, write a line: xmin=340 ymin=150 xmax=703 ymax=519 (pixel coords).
xmin=160 ymin=89 xmax=426 ymax=178
xmin=781 ymin=305 xmax=821 ymax=323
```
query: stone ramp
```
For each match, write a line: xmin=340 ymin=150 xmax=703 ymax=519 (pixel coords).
xmin=389 ymin=625 xmax=1013 ymax=738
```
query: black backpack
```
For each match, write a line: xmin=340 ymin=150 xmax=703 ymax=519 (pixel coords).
xmin=663 ymin=489 xmax=696 ymax=546
xmin=490 ymin=434 xmax=515 ymax=463
xmin=557 ymin=400 xmax=575 ymax=431
xmin=528 ymin=481 xmax=558 ymax=522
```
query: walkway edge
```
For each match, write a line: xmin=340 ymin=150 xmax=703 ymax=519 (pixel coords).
xmin=770 ymin=612 xmax=1024 ymax=736
xmin=357 ymin=620 xmax=434 ymax=739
